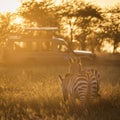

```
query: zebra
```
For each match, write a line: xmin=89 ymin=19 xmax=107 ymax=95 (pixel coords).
xmin=59 ymin=57 xmax=100 ymax=105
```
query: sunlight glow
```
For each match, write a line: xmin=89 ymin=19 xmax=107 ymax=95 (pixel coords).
xmin=0 ymin=0 xmax=21 ymax=13
xmin=102 ymin=41 xmax=113 ymax=53
xmin=12 ymin=17 xmax=24 ymax=24
xmin=0 ymin=0 xmax=119 ymax=13
xmin=85 ymin=0 xmax=120 ymax=8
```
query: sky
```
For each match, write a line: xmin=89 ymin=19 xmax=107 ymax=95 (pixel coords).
xmin=84 ymin=0 xmax=120 ymax=8
xmin=0 ymin=0 xmax=119 ymax=13
xmin=0 ymin=0 xmax=21 ymax=13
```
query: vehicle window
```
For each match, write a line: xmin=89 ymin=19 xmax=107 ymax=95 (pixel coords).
xmin=6 ymin=37 xmax=69 ymax=54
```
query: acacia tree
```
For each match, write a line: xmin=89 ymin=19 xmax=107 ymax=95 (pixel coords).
xmin=18 ymin=0 xmax=103 ymax=52
xmin=0 ymin=13 xmax=24 ymax=40
xmin=100 ymin=6 xmax=120 ymax=53
xmin=56 ymin=0 xmax=103 ymax=51
xmin=0 ymin=13 xmax=11 ymax=43
xmin=19 ymin=0 xmax=59 ymax=27
xmin=18 ymin=0 xmax=62 ymax=40
xmin=75 ymin=4 xmax=103 ymax=52
xmin=0 ymin=13 xmax=13 ymax=60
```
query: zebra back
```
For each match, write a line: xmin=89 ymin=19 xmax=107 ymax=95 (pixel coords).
xmin=60 ymin=69 xmax=100 ymax=105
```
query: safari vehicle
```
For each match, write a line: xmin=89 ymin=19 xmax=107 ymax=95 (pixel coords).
xmin=0 ymin=27 xmax=94 ymax=64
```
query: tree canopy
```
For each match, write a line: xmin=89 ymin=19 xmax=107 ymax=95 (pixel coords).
xmin=0 ymin=0 xmax=120 ymax=53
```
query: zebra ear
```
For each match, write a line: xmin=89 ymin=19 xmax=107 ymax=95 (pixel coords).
xmin=59 ymin=75 xmax=63 ymax=82
xmin=69 ymin=57 xmax=74 ymax=64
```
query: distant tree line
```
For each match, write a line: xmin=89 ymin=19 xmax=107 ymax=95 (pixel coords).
xmin=0 ymin=0 xmax=120 ymax=53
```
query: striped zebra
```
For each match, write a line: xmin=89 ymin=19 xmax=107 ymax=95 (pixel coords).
xmin=59 ymin=57 xmax=100 ymax=105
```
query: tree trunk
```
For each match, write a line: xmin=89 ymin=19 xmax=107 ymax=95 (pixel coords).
xmin=113 ymin=40 xmax=118 ymax=54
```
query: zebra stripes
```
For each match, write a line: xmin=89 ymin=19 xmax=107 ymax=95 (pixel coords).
xmin=59 ymin=57 xmax=100 ymax=105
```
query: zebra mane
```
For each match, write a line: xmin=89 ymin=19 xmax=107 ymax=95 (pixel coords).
xmin=69 ymin=57 xmax=82 ymax=74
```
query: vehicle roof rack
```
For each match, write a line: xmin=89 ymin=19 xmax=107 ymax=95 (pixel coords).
xmin=25 ymin=27 xmax=58 ymax=31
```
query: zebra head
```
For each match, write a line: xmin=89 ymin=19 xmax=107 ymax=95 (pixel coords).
xmin=59 ymin=74 xmax=70 ymax=101
xmin=69 ymin=57 xmax=82 ymax=74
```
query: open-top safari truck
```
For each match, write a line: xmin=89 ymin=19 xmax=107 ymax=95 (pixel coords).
xmin=0 ymin=27 xmax=95 ymax=64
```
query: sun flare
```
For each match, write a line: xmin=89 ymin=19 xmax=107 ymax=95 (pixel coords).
xmin=0 ymin=0 xmax=21 ymax=13
xmin=13 ymin=17 xmax=24 ymax=24
xmin=0 ymin=0 xmax=119 ymax=13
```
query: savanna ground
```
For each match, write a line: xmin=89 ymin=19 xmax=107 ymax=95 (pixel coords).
xmin=0 ymin=54 xmax=120 ymax=120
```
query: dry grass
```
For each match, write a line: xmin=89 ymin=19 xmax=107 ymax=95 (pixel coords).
xmin=0 ymin=61 xmax=120 ymax=120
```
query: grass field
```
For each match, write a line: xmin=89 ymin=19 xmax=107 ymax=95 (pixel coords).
xmin=0 ymin=57 xmax=120 ymax=120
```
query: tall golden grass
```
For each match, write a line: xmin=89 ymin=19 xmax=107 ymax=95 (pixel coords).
xmin=0 ymin=62 xmax=120 ymax=120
